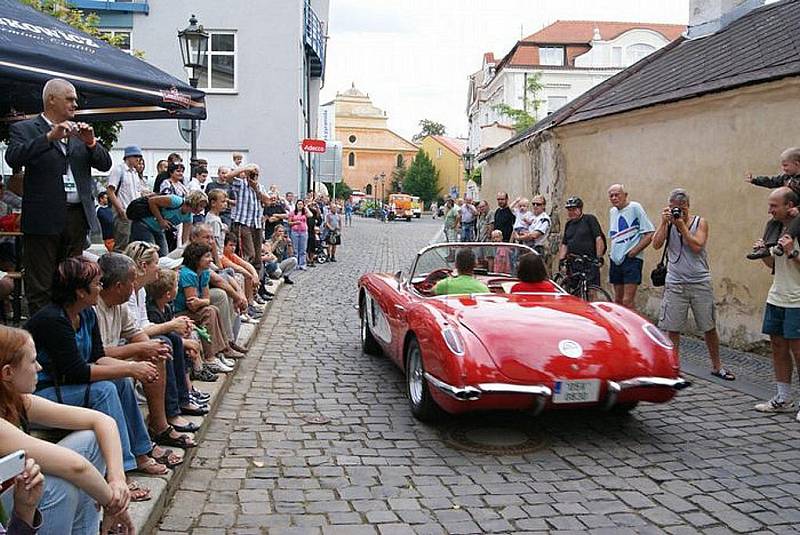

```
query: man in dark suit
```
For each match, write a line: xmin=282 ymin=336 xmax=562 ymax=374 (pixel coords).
xmin=4 ymin=78 xmax=112 ymax=314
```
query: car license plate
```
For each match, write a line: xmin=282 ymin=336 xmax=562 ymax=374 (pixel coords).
xmin=552 ymin=379 xmax=600 ymax=404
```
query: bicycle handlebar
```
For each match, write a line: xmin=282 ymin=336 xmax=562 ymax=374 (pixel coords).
xmin=560 ymin=254 xmax=603 ymax=268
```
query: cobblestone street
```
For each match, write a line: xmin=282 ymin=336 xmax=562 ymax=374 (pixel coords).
xmin=158 ymin=217 xmax=800 ymax=535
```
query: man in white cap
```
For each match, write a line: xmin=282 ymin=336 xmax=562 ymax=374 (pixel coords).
xmin=107 ymin=145 xmax=149 ymax=251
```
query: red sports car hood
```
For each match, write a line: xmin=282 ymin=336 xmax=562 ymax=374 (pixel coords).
xmin=430 ymin=294 xmax=657 ymax=382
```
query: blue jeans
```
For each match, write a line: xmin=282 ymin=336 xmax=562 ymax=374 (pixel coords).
xmin=291 ymin=231 xmax=308 ymax=268
xmin=160 ymin=333 xmax=189 ymax=413
xmin=130 ymin=219 xmax=169 ymax=257
xmin=39 ymin=431 xmax=104 ymax=535
xmin=36 ymin=379 xmax=151 ymax=471
xmin=461 ymin=221 xmax=476 ymax=242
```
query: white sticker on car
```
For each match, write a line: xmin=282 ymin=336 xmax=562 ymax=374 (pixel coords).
xmin=558 ymin=339 xmax=582 ymax=359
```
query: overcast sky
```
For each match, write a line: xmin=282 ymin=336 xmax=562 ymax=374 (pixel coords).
xmin=320 ymin=0 xmax=691 ymax=141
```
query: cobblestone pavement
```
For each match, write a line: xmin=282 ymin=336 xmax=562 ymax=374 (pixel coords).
xmin=158 ymin=217 xmax=800 ymax=535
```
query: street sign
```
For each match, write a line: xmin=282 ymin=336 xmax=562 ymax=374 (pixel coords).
xmin=178 ymin=119 xmax=200 ymax=144
xmin=315 ymin=141 xmax=342 ymax=183
xmin=301 ymin=138 xmax=327 ymax=153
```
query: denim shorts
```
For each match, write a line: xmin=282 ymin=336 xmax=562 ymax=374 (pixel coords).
xmin=609 ymin=256 xmax=643 ymax=285
xmin=762 ymin=302 xmax=800 ymax=339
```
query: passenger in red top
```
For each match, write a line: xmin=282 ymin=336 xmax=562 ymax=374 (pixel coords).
xmin=511 ymin=253 xmax=557 ymax=293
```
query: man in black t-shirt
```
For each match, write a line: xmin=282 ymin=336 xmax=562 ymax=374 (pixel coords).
xmin=558 ymin=196 xmax=606 ymax=286
xmin=493 ymin=191 xmax=515 ymax=242
xmin=264 ymin=194 xmax=288 ymax=239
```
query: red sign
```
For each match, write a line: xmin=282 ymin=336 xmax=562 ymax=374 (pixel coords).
xmin=301 ymin=139 xmax=327 ymax=153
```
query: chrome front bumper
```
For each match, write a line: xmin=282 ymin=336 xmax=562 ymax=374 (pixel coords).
xmin=424 ymin=373 xmax=690 ymax=414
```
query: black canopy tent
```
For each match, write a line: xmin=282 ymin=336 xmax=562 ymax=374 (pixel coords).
xmin=0 ymin=0 xmax=205 ymax=122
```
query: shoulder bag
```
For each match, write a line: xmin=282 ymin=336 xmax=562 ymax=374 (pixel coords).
xmin=650 ymin=224 xmax=671 ymax=287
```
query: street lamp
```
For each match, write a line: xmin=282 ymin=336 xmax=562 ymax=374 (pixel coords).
xmin=380 ymin=171 xmax=386 ymax=206
xmin=462 ymin=148 xmax=474 ymax=198
xmin=373 ymin=174 xmax=380 ymax=218
xmin=178 ymin=14 xmax=209 ymax=176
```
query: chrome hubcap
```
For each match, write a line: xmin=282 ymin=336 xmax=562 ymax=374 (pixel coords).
xmin=360 ymin=309 xmax=367 ymax=342
xmin=408 ymin=346 xmax=423 ymax=405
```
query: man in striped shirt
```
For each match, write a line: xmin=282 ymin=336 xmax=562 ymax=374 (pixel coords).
xmin=224 ymin=163 xmax=269 ymax=277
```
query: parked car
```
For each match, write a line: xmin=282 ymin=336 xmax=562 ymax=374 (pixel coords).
xmin=357 ymin=243 xmax=689 ymax=421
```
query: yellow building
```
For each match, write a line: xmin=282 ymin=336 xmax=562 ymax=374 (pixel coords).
xmin=420 ymin=135 xmax=467 ymax=199
xmin=327 ymin=84 xmax=418 ymax=197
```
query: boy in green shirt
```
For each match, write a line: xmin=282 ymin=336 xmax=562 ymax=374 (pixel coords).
xmin=434 ymin=248 xmax=490 ymax=295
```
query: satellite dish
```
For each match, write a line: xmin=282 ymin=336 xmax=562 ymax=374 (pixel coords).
xmin=178 ymin=119 xmax=200 ymax=144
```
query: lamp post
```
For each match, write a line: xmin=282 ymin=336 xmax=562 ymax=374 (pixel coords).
xmin=462 ymin=147 xmax=474 ymax=199
xmin=373 ymin=174 xmax=379 ymax=218
xmin=177 ymin=14 xmax=209 ymax=176
xmin=380 ymin=171 xmax=386 ymax=207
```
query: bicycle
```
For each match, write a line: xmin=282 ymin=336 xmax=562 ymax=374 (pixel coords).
xmin=552 ymin=254 xmax=613 ymax=302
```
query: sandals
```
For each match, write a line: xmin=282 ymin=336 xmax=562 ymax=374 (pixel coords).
xmin=131 ymin=457 xmax=168 ymax=476
xmin=127 ymin=480 xmax=152 ymax=502
xmin=229 ymin=341 xmax=249 ymax=354
xmin=711 ymin=368 xmax=736 ymax=381
xmin=150 ymin=447 xmax=183 ymax=469
xmin=151 ymin=425 xmax=197 ymax=449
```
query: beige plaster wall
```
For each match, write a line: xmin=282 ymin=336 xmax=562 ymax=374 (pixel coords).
xmin=481 ymin=77 xmax=800 ymax=348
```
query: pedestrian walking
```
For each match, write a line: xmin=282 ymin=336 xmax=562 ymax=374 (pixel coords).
xmin=607 ymin=184 xmax=654 ymax=310
xmin=442 ymin=199 xmax=459 ymax=242
xmin=652 ymin=188 xmax=734 ymax=381
xmin=344 ymin=199 xmax=353 ymax=226
xmin=754 ymin=187 xmax=800 ymax=415
xmin=4 ymin=78 xmax=112 ymax=314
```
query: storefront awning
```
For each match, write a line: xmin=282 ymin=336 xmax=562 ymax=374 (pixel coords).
xmin=0 ymin=0 xmax=206 ymax=122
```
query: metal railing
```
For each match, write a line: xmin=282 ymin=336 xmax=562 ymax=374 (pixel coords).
xmin=304 ymin=0 xmax=326 ymax=78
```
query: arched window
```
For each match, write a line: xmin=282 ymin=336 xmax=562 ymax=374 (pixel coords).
xmin=626 ymin=43 xmax=656 ymax=65
xmin=348 ymin=152 xmax=355 ymax=167
xmin=365 ymin=184 xmax=372 ymax=195
xmin=396 ymin=154 xmax=404 ymax=168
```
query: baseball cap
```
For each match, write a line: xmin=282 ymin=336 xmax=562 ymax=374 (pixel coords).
xmin=565 ymin=196 xmax=583 ymax=209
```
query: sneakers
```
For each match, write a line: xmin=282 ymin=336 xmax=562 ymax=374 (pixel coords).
xmin=217 ymin=355 xmax=235 ymax=367
xmin=206 ymin=357 xmax=233 ymax=374
xmin=240 ymin=313 xmax=257 ymax=324
xmin=248 ymin=305 xmax=263 ymax=318
xmin=754 ymin=396 xmax=796 ymax=413
xmin=254 ymin=295 xmax=267 ymax=305
xmin=283 ymin=277 xmax=294 ymax=285
xmin=191 ymin=365 xmax=218 ymax=382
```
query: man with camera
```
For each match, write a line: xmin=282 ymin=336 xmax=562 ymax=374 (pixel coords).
xmin=652 ymin=188 xmax=733 ymax=381
xmin=224 ymin=164 xmax=270 ymax=278
xmin=4 ymin=78 xmax=112 ymax=315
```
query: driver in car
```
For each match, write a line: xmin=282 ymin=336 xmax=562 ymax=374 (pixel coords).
xmin=434 ymin=249 xmax=490 ymax=296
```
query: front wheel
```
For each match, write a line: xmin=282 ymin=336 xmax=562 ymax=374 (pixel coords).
xmin=586 ymin=285 xmax=613 ymax=302
xmin=405 ymin=336 xmax=441 ymax=421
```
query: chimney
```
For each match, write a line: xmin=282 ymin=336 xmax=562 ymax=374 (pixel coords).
xmin=687 ymin=0 xmax=764 ymax=38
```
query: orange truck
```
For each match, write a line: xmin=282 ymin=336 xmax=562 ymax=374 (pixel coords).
xmin=388 ymin=193 xmax=414 ymax=221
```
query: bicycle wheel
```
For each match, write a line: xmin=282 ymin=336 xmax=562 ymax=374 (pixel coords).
xmin=586 ymin=285 xmax=613 ymax=302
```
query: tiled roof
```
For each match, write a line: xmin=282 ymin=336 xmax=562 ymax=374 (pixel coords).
xmin=524 ymin=20 xmax=685 ymax=44
xmin=431 ymin=136 xmax=467 ymax=156
xmin=481 ymin=0 xmax=800 ymax=161
xmin=484 ymin=52 xmax=495 ymax=64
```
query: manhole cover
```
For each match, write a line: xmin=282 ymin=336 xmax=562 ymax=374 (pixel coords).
xmin=443 ymin=423 xmax=546 ymax=455
xmin=301 ymin=414 xmax=331 ymax=425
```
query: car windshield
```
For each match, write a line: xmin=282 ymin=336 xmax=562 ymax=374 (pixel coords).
xmin=411 ymin=243 xmax=535 ymax=280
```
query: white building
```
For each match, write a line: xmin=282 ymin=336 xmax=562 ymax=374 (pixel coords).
xmin=70 ymin=0 xmax=329 ymax=195
xmin=467 ymin=21 xmax=685 ymax=156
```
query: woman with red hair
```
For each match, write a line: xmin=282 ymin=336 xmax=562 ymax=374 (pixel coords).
xmin=0 ymin=326 xmax=132 ymax=534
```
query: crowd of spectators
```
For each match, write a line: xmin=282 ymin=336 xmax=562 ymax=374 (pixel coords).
xmin=0 ymin=77 xmax=345 ymax=534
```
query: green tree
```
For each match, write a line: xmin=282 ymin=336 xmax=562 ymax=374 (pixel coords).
xmin=465 ymin=166 xmax=482 ymax=187
xmin=403 ymin=150 xmax=440 ymax=204
xmin=322 ymin=181 xmax=353 ymax=200
xmin=2 ymin=0 xmax=133 ymax=148
xmin=412 ymin=119 xmax=446 ymax=143
xmin=492 ymin=72 xmax=545 ymax=134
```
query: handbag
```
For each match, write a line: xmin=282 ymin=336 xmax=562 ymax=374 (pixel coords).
xmin=650 ymin=224 xmax=671 ymax=287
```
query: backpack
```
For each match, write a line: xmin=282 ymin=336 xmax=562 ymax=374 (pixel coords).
xmin=125 ymin=196 xmax=152 ymax=220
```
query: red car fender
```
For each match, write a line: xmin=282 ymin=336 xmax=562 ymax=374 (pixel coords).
xmin=591 ymin=302 xmax=680 ymax=377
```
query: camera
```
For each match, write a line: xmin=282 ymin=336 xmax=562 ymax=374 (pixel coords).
xmin=671 ymin=207 xmax=682 ymax=219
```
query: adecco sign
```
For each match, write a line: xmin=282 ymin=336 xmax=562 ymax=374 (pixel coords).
xmin=301 ymin=139 xmax=327 ymax=153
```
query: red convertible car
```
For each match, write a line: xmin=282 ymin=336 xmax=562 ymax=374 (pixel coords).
xmin=358 ymin=243 xmax=689 ymax=421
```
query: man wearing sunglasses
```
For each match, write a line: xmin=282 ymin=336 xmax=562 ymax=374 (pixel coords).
xmin=517 ymin=194 xmax=551 ymax=256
